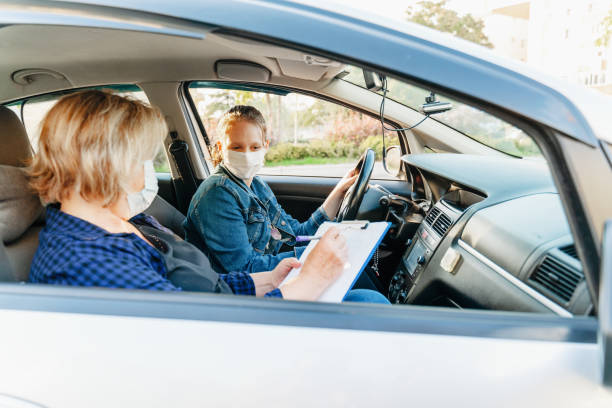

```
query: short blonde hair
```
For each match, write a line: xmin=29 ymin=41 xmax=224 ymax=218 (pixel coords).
xmin=28 ymin=90 xmax=167 ymax=206
xmin=212 ymin=105 xmax=267 ymax=166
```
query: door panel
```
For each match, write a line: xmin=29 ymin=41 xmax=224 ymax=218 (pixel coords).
xmin=262 ymin=175 xmax=412 ymax=222
xmin=0 ymin=287 xmax=604 ymax=408
xmin=262 ymin=175 xmax=333 ymax=221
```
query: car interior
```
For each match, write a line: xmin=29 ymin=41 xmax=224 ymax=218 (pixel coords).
xmin=0 ymin=21 xmax=591 ymax=317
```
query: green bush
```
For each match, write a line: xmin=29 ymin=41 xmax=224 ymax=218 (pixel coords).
xmin=265 ymin=139 xmax=363 ymax=164
xmin=358 ymin=134 xmax=401 ymax=159
xmin=265 ymin=143 xmax=309 ymax=162
xmin=359 ymin=135 xmax=384 ymax=159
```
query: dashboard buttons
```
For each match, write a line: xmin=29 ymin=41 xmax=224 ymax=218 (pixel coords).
xmin=417 ymin=255 xmax=426 ymax=265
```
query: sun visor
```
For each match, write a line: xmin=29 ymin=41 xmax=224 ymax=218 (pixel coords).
xmin=277 ymin=55 xmax=344 ymax=81
xmin=215 ymin=60 xmax=271 ymax=82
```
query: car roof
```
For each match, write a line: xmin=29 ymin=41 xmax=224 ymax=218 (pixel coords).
xmin=6 ymin=0 xmax=612 ymax=145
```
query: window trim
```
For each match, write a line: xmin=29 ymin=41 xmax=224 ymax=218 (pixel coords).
xmin=0 ymin=284 xmax=596 ymax=342
xmin=182 ymin=82 xmax=212 ymax=149
xmin=2 ymin=84 xmax=144 ymax=107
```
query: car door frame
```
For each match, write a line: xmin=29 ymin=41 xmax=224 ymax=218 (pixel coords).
xmin=174 ymin=38 xmax=611 ymax=382
xmin=175 ymin=7 xmax=612 ymax=384
xmin=1 ymin=0 xmax=611 ymax=393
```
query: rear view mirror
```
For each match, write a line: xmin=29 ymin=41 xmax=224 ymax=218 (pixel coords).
xmin=600 ymin=220 xmax=612 ymax=386
xmin=384 ymin=145 xmax=402 ymax=177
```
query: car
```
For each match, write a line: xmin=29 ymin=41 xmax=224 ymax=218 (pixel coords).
xmin=1 ymin=0 xmax=612 ymax=407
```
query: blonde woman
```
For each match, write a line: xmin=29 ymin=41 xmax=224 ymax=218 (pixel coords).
xmin=184 ymin=105 xmax=358 ymax=275
xmin=27 ymin=90 xmax=385 ymax=302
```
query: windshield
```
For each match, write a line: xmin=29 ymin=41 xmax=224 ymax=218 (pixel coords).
xmin=342 ymin=66 xmax=541 ymax=158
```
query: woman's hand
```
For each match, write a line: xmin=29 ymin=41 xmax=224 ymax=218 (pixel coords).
xmin=251 ymin=257 xmax=301 ymax=296
xmin=270 ymin=257 xmax=301 ymax=287
xmin=280 ymin=227 xmax=348 ymax=301
xmin=322 ymin=168 xmax=359 ymax=219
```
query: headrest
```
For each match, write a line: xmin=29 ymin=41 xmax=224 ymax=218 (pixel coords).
xmin=0 ymin=165 xmax=43 ymax=244
xmin=0 ymin=106 xmax=33 ymax=167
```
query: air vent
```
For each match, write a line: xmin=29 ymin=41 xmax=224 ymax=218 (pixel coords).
xmin=529 ymin=256 xmax=583 ymax=303
xmin=425 ymin=207 xmax=441 ymax=226
xmin=432 ymin=213 xmax=452 ymax=236
xmin=559 ymin=244 xmax=578 ymax=260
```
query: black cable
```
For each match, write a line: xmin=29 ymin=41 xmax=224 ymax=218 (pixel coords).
xmin=379 ymin=77 xmax=429 ymax=132
xmin=378 ymin=76 xmax=429 ymax=171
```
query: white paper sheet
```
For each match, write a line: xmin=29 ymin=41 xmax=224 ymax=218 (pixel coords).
xmin=279 ymin=221 xmax=390 ymax=302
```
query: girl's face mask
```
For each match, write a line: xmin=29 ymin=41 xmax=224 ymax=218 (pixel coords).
xmin=221 ymin=120 xmax=268 ymax=180
xmin=223 ymin=149 xmax=266 ymax=180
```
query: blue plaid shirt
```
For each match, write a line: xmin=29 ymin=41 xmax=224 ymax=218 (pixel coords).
xmin=29 ymin=205 xmax=282 ymax=297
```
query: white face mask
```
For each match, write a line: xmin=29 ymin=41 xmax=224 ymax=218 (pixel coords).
xmin=223 ymin=149 xmax=266 ymax=180
xmin=126 ymin=160 xmax=158 ymax=218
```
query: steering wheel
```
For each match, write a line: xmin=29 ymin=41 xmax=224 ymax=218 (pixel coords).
xmin=337 ymin=149 xmax=376 ymax=221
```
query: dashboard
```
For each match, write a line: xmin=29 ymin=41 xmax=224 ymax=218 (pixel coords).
xmin=386 ymin=154 xmax=590 ymax=316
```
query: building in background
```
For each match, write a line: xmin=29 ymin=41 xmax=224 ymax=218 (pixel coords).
xmin=482 ymin=0 xmax=612 ymax=94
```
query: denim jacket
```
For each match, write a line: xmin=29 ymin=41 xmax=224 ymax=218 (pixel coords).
xmin=184 ymin=165 xmax=331 ymax=274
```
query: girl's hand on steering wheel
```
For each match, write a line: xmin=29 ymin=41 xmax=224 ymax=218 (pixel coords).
xmin=334 ymin=168 xmax=359 ymax=196
xmin=322 ymin=168 xmax=359 ymax=218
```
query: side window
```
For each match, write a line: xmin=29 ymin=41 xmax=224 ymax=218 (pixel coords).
xmin=187 ymin=83 xmax=400 ymax=179
xmin=8 ymin=86 xmax=170 ymax=173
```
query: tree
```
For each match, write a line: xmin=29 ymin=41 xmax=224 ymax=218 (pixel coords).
xmin=406 ymin=0 xmax=493 ymax=48
xmin=596 ymin=7 xmax=612 ymax=47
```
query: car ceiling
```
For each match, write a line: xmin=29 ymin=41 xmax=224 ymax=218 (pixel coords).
xmin=0 ymin=24 xmax=344 ymax=103
xmin=0 ymin=22 xmax=501 ymax=157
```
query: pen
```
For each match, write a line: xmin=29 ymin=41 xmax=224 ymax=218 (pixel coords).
xmin=295 ymin=235 xmax=323 ymax=242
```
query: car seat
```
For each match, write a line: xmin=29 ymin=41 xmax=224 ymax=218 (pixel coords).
xmin=0 ymin=106 xmax=42 ymax=281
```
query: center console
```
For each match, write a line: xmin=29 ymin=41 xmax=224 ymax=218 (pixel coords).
xmin=389 ymin=201 xmax=461 ymax=303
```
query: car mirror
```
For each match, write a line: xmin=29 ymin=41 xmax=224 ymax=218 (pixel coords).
xmin=384 ymin=145 xmax=402 ymax=177
xmin=600 ymin=219 xmax=612 ymax=386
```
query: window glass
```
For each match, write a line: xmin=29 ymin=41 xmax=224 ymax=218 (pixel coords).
xmin=13 ymin=85 xmax=170 ymax=173
xmin=342 ymin=65 xmax=541 ymax=158
xmin=188 ymin=83 xmax=400 ymax=179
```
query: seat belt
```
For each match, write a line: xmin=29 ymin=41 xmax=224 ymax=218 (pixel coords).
xmin=168 ymin=131 xmax=199 ymax=213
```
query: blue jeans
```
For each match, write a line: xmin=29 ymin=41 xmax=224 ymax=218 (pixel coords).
xmin=344 ymin=289 xmax=390 ymax=304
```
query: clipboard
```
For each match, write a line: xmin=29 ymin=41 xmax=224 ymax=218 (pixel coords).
xmin=279 ymin=220 xmax=391 ymax=302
